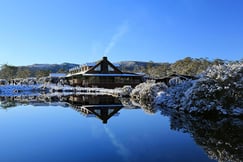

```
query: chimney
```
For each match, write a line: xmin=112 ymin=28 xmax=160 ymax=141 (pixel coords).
xmin=103 ymin=56 xmax=108 ymax=61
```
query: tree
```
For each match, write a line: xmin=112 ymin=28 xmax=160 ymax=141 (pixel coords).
xmin=57 ymin=68 xmax=67 ymax=73
xmin=0 ymin=64 xmax=18 ymax=80
xmin=170 ymin=57 xmax=211 ymax=76
xmin=16 ymin=67 xmax=31 ymax=78
xmin=35 ymin=70 xmax=50 ymax=78
xmin=213 ymin=59 xmax=224 ymax=65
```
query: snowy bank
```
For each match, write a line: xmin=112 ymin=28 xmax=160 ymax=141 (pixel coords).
xmin=44 ymin=84 xmax=127 ymax=96
xmin=130 ymin=81 xmax=168 ymax=114
xmin=0 ymin=83 xmax=128 ymax=97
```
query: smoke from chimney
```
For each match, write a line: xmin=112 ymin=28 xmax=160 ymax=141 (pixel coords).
xmin=103 ymin=21 xmax=129 ymax=57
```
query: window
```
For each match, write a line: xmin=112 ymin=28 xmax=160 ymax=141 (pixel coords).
xmin=108 ymin=65 xmax=115 ymax=71
xmin=94 ymin=65 xmax=101 ymax=71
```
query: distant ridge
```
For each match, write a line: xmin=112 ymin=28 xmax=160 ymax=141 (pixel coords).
xmin=117 ymin=61 xmax=162 ymax=71
xmin=17 ymin=61 xmax=162 ymax=73
xmin=23 ymin=63 xmax=79 ymax=73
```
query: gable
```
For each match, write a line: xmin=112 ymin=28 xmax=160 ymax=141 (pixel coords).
xmin=85 ymin=57 xmax=123 ymax=74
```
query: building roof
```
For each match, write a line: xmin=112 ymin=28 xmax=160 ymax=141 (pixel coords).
xmin=69 ymin=59 xmax=120 ymax=73
xmin=49 ymin=73 xmax=66 ymax=78
xmin=68 ymin=57 xmax=125 ymax=76
xmin=82 ymin=73 xmax=143 ymax=77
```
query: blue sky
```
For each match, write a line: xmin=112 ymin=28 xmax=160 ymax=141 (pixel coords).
xmin=0 ymin=0 xmax=242 ymax=66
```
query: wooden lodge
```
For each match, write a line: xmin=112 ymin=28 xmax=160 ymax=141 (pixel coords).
xmin=66 ymin=57 xmax=144 ymax=88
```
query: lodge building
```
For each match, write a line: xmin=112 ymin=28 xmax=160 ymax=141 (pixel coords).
xmin=66 ymin=57 xmax=144 ymax=88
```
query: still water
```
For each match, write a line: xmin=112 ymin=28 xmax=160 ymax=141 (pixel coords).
xmin=0 ymin=95 xmax=241 ymax=162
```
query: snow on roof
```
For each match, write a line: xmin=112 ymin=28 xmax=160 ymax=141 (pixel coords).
xmin=66 ymin=71 xmax=86 ymax=77
xmin=83 ymin=63 xmax=96 ymax=67
xmin=49 ymin=73 xmax=66 ymax=77
xmin=69 ymin=63 xmax=96 ymax=72
xmin=69 ymin=61 xmax=120 ymax=72
xmin=82 ymin=73 xmax=141 ymax=77
xmin=81 ymin=62 xmax=120 ymax=68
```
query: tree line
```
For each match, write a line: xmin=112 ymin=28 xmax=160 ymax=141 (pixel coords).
xmin=0 ymin=65 xmax=49 ymax=80
xmin=121 ymin=57 xmax=243 ymax=78
xmin=0 ymin=57 xmax=242 ymax=80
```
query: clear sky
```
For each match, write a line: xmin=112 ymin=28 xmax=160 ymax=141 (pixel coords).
xmin=0 ymin=0 xmax=242 ymax=66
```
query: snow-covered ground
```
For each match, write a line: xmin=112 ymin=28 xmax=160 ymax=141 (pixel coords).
xmin=0 ymin=83 xmax=127 ymax=97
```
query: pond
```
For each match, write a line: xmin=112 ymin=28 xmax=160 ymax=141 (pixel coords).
xmin=0 ymin=95 xmax=242 ymax=162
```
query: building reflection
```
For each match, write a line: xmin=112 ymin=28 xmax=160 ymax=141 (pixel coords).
xmin=0 ymin=94 xmax=124 ymax=124
xmin=66 ymin=95 xmax=123 ymax=124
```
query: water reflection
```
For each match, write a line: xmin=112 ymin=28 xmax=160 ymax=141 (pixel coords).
xmin=133 ymin=99 xmax=243 ymax=162
xmin=66 ymin=95 xmax=123 ymax=124
xmin=0 ymin=94 xmax=126 ymax=124
xmin=0 ymin=94 xmax=242 ymax=162
xmin=160 ymin=108 xmax=243 ymax=162
xmin=0 ymin=95 xmax=69 ymax=108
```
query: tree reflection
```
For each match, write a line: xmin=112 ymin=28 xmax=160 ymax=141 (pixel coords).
xmin=160 ymin=108 xmax=243 ymax=162
xmin=123 ymin=93 xmax=242 ymax=162
xmin=129 ymin=97 xmax=158 ymax=114
xmin=0 ymin=96 xmax=17 ymax=108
